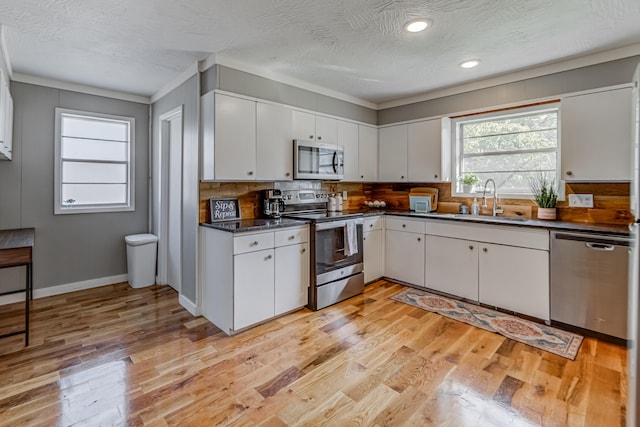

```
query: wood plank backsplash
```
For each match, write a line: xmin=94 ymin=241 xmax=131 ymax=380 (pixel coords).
xmin=199 ymin=181 xmax=632 ymax=225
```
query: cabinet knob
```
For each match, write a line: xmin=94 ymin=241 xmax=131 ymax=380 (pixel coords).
xmin=434 ymin=174 xmax=438 ymax=178
xmin=401 ymin=176 xmax=405 ymax=179
xmin=248 ymin=171 xmax=254 ymax=176
xmin=402 ymin=224 xmax=406 ymax=228
xmin=469 ymin=245 xmax=474 ymax=250
xmin=309 ymin=135 xmax=314 ymax=139
xmin=285 ymin=172 xmax=291 ymax=177
xmin=361 ymin=175 xmax=364 ymax=179
xmin=369 ymin=224 xmax=373 ymax=228
xmin=483 ymin=248 xmax=488 ymax=252
xmin=363 ymin=237 xmax=367 ymax=241
xmin=317 ymin=136 xmax=322 ymax=140
xmin=566 ymin=170 xmax=573 ymax=176
xmin=265 ymin=254 xmax=272 ymax=260
xmin=417 ymin=237 xmax=421 ymax=242
xmin=251 ymin=241 xmax=259 ymax=246
xmin=288 ymin=235 xmax=295 ymax=240
xmin=301 ymin=248 xmax=306 ymax=253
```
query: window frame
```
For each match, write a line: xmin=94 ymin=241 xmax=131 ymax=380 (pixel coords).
xmin=54 ymin=108 xmax=135 ymax=214
xmin=451 ymin=102 xmax=562 ymax=199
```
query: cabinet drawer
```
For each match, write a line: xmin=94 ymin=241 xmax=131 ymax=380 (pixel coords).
xmin=385 ymin=216 xmax=425 ymax=234
xmin=274 ymin=226 xmax=308 ymax=247
xmin=234 ymin=232 xmax=274 ymax=254
xmin=364 ymin=216 xmax=384 ymax=232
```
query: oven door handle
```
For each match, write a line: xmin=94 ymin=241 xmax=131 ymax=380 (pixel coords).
xmin=315 ymin=218 xmax=363 ymax=231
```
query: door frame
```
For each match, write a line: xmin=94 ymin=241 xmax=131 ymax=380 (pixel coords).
xmin=157 ymin=105 xmax=183 ymax=291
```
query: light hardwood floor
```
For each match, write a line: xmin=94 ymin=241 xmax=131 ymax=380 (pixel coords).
xmin=0 ymin=280 xmax=627 ymax=426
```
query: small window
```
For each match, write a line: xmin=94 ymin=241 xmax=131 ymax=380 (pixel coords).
xmin=54 ymin=108 xmax=135 ymax=214
xmin=453 ymin=103 xmax=560 ymax=197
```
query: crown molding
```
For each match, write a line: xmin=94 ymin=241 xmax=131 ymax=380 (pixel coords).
xmin=150 ymin=61 xmax=199 ymax=104
xmin=378 ymin=43 xmax=640 ymax=110
xmin=214 ymin=55 xmax=378 ymax=110
xmin=12 ymin=73 xmax=150 ymax=103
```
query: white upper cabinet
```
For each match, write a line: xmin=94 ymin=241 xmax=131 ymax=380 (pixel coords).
xmin=212 ymin=93 xmax=257 ymax=180
xmin=408 ymin=119 xmax=444 ymax=182
xmin=292 ymin=110 xmax=338 ymax=144
xmin=0 ymin=77 xmax=12 ymax=161
xmin=256 ymin=102 xmax=294 ymax=181
xmin=339 ymin=120 xmax=359 ymax=181
xmin=561 ymin=87 xmax=632 ymax=181
xmin=379 ymin=124 xmax=408 ymax=182
xmin=358 ymin=125 xmax=378 ymax=182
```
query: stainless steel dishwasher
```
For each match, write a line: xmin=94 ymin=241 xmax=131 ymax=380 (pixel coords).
xmin=550 ymin=231 xmax=630 ymax=340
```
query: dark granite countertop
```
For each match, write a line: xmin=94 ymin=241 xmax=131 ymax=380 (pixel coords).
xmin=200 ymin=218 xmax=307 ymax=233
xmin=348 ymin=209 xmax=630 ymax=236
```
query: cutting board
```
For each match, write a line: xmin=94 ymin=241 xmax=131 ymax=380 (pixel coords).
xmin=409 ymin=187 xmax=438 ymax=211
xmin=437 ymin=201 xmax=462 ymax=214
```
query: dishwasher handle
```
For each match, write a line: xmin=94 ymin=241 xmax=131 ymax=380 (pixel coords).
xmin=586 ymin=242 xmax=615 ymax=251
xmin=552 ymin=231 xmax=630 ymax=247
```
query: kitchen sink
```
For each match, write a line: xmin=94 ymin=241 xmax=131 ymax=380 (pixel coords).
xmin=452 ymin=215 xmax=529 ymax=222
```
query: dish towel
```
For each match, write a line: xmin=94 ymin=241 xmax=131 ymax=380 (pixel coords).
xmin=344 ymin=220 xmax=358 ymax=256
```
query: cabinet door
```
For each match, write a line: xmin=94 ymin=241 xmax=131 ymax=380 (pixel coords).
xmin=385 ymin=230 xmax=424 ymax=286
xmin=364 ymin=229 xmax=384 ymax=283
xmin=408 ymin=119 xmax=441 ymax=182
xmin=425 ymin=235 xmax=478 ymax=301
xmin=292 ymin=110 xmax=316 ymax=141
xmin=275 ymin=243 xmax=309 ymax=315
xmin=315 ymin=116 xmax=338 ymax=144
xmin=379 ymin=125 xmax=408 ymax=182
xmin=561 ymin=87 xmax=632 ymax=181
xmin=234 ymin=249 xmax=275 ymax=330
xmin=215 ymin=94 xmax=256 ymax=180
xmin=339 ymin=120 xmax=360 ymax=181
xmin=479 ymin=243 xmax=549 ymax=320
xmin=256 ymin=102 xmax=293 ymax=180
xmin=358 ymin=125 xmax=378 ymax=181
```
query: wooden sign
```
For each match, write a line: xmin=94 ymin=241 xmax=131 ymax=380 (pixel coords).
xmin=209 ymin=198 xmax=241 ymax=222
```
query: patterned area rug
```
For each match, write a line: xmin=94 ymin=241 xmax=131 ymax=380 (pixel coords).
xmin=391 ymin=288 xmax=583 ymax=360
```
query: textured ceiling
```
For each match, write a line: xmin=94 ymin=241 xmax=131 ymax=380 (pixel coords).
xmin=1 ymin=0 xmax=640 ymax=105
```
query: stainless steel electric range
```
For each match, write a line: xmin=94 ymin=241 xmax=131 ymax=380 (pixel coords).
xmin=279 ymin=188 xmax=364 ymax=310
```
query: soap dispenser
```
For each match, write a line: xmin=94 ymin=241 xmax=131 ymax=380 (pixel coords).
xmin=471 ymin=198 xmax=480 ymax=216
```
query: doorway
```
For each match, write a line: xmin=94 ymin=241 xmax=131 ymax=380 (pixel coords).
xmin=158 ymin=106 xmax=183 ymax=293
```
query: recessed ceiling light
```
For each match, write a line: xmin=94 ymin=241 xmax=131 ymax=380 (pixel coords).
xmin=404 ymin=19 xmax=430 ymax=33
xmin=460 ymin=60 xmax=480 ymax=69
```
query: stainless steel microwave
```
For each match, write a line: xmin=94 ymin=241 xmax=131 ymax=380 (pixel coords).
xmin=293 ymin=140 xmax=344 ymax=180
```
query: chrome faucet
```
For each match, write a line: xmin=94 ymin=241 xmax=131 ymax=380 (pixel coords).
xmin=482 ymin=178 xmax=499 ymax=216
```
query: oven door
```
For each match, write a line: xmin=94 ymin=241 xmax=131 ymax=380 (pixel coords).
xmin=294 ymin=140 xmax=344 ymax=180
xmin=314 ymin=219 xmax=363 ymax=285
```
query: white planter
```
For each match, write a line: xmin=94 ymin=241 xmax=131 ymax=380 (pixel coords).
xmin=462 ymin=184 xmax=476 ymax=193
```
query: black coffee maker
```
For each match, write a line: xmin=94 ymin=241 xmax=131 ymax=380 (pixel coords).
xmin=263 ymin=189 xmax=285 ymax=218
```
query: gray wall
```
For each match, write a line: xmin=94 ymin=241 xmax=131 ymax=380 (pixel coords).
xmin=151 ymin=75 xmax=199 ymax=305
xmin=378 ymin=55 xmax=640 ymax=125
xmin=0 ymin=82 xmax=149 ymax=290
xmin=204 ymin=65 xmax=378 ymax=125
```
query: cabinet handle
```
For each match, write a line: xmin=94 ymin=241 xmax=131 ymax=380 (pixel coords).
xmin=301 ymin=248 xmax=306 ymax=253
xmin=469 ymin=245 xmax=474 ymax=250
xmin=248 ymin=171 xmax=254 ymax=176
xmin=566 ymin=170 xmax=573 ymax=176
xmin=483 ymin=248 xmax=488 ymax=252
xmin=265 ymin=254 xmax=272 ymax=260
xmin=288 ymin=235 xmax=295 ymax=240
xmin=251 ymin=241 xmax=259 ymax=246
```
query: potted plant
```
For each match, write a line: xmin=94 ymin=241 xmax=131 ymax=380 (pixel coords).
xmin=530 ymin=175 xmax=558 ymax=220
xmin=459 ymin=173 xmax=480 ymax=193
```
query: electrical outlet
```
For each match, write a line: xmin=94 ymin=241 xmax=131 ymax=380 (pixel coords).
xmin=342 ymin=191 xmax=348 ymax=200
xmin=568 ymin=194 xmax=594 ymax=208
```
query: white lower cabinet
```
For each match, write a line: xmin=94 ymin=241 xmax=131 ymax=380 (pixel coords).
xmin=478 ymin=243 xmax=549 ymax=320
xmin=385 ymin=230 xmax=425 ymax=287
xmin=425 ymin=235 xmax=478 ymax=301
xmin=234 ymin=249 xmax=275 ymax=330
xmin=200 ymin=225 xmax=309 ymax=334
xmin=275 ymin=243 xmax=309 ymax=315
xmin=364 ymin=229 xmax=383 ymax=283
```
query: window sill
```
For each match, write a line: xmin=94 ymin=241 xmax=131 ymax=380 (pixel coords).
xmin=54 ymin=205 xmax=135 ymax=215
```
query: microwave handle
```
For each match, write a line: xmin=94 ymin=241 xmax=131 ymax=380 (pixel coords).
xmin=332 ymin=151 xmax=337 ymax=173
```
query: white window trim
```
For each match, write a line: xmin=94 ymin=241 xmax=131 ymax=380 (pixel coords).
xmin=54 ymin=108 xmax=135 ymax=214
xmin=450 ymin=103 xmax=563 ymax=200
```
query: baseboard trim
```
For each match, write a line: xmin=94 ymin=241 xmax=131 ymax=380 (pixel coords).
xmin=0 ymin=274 xmax=129 ymax=306
xmin=179 ymin=294 xmax=200 ymax=316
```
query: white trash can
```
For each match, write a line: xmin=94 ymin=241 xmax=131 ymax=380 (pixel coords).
xmin=125 ymin=234 xmax=158 ymax=288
